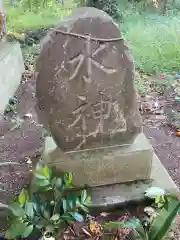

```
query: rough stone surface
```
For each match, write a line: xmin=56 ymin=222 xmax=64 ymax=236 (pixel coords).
xmin=0 ymin=42 xmax=24 ymax=113
xmin=36 ymin=7 xmax=142 ymax=151
xmin=43 ymin=133 xmax=153 ymax=186
xmin=88 ymin=153 xmax=178 ymax=210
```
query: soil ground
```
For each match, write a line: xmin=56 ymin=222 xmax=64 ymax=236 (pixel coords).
xmin=0 ymin=70 xmax=44 ymax=204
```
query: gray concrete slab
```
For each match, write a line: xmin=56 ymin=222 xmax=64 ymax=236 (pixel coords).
xmin=0 ymin=41 xmax=24 ymax=114
xmin=88 ymin=154 xmax=178 ymax=210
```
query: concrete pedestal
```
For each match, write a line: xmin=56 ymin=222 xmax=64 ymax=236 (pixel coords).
xmin=42 ymin=132 xmax=178 ymax=208
xmin=89 ymin=153 xmax=178 ymax=210
xmin=43 ymin=133 xmax=153 ymax=187
xmin=0 ymin=41 xmax=24 ymax=114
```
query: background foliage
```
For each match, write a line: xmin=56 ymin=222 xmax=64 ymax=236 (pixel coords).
xmin=4 ymin=0 xmax=180 ymax=73
xmin=79 ymin=0 xmax=121 ymax=20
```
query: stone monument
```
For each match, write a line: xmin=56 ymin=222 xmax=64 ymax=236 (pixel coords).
xmin=0 ymin=0 xmax=24 ymax=114
xmin=36 ymin=7 xmax=177 ymax=206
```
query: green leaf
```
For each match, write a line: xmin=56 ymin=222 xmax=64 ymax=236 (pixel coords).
xmin=55 ymin=178 xmax=63 ymax=189
xmin=51 ymin=177 xmax=57 ymax=186
xmin=33 ymin=171 xmax=47 ymax=180
xmin=145 ymin=187 xmax=165 ymax=199
xmin=149 ymin=198 xmax=180 ymax=240
xmin=61 ymin=214 xmax=74 ymax=221
xmin=175 ymin=96 xmax=180 ymax=102
xmin=21 ymin=225 xmax=34 ymax=238
xmin=62 ymin=197 xmax=74 ymax=213
xmin=34 ymin=179 xmax=50 ymax=187
xmin=84 ymin=195 xmax=92 ymax=205
xmin=79 ymin=204 xmax=89 ymax=213
xmin=76 ymin=197 xmax=81 ymax=206
xmin=33 ymin=163 xmax=51 ymax=180
xmin=163 ymin=196 xmax=170 ymax=210
xmin=62 ymin=195 xmax=77 ymax=212
xmin=124 ymin=219 xmax=140 ymax=228
xmin=36 ymin=219 xmax=47 ymax=229
xmin=43 ymin=165 xmax=51 ymax=179
xmin=9 ymin=202 xmax=25 ymax=217
xmin=64 ymin=172 xmax=73 ymax=187
xmin=5 ymin=222 xmax=27 ymax=239
xmin=50 ymin=214 xmax=60 ymax=221
xmin=43 ymin=186 xmax=53 ymax=192
xmin=35 ymin=162 xmax=43 ymax=171
xmin=33 ymin=195 xmax=41 ymax=213
xmin=53 ymin=177 xmax=63 ymax=198
xmin=103 ymin=221 xmax=126 ymax=229
xmin=62 ymin=199 xmax=67 ymax=213
xmin=68 ymin=200 xmax=73 ymax=210
xmin=9 ymin=97 xmax=18 ymax=104
xmin=69 ymin=212 xmax=84 ymax=222
xmin=55 ymin=189 xmax=62 ymax=199
xmin=41 ymin=205 xmax=51 ymax=219
xmin=25 ymin=202 xmax=34 ymax=219
xmin=134 ymin=219 xmax=148 ymax=240
xmin=81 ymin=190 xmax=87 ymax=203
xmin=18 ymin=189 xmax=29 ymax=206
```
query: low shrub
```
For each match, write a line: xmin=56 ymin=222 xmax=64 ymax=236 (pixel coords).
xmin=5 ymin=163 xmax=91 ymax=240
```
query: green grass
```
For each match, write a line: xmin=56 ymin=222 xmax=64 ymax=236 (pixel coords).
xmin=121 ymin=11 xmax=180 ymax=74
xmin=4 ymin=1 xmax=180 ymax=74
xmin=5 ymin=2 xmax=73 ymax=32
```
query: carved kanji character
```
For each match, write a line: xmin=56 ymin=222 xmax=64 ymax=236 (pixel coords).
xmin=68 ymin=43 xmax=117 ymax=83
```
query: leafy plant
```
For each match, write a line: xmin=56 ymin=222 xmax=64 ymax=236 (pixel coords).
xmin=133 ymin=187 xmax=180 ymax=240
xmin=5 ymin=163 xmax=91 ymax=239
xmin=4 ymin=97 xmax=18 ymax=115
xmin=145 ymin=187 xmax=167 ymax=209
xmin=103 ymin=187 xmax=180 ymax=240
xmin=80 ymin=0 xmax=121 ymax=21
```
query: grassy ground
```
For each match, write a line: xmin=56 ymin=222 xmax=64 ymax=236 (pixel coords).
xmin=5 ymin=5 xmax=72 ymax=32
xmin=122 ymin=11 xmax=180 ymax=74
xmin=4 ymin=1 xmax=180 ymax=74
xmin=4 ymin=0 xmax=74 ymax=32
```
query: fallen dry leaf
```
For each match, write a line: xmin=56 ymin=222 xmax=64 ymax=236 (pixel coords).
xmin=89 ymin=220 xmax=102 ymax=235
xmin=68 ymin=226 xmax=75 ymax=236
xmin=82 ymin=227 xmax=92 ymax=237
xmin=176 ymin=131 xmax=180 ymax=137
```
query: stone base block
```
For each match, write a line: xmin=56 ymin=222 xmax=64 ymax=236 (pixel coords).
xmin=0 ymin=41 xmax=24 ymax=113
xmin=43 ymin=133 xmax=153 ymax=187
xmin=89 ymin=153 xmax=178 ymax=210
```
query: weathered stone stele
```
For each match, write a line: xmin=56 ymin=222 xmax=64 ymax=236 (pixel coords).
xmin=36 ymin=7 xmax=142 ymax=151
xmin=36 ymin=7 xmax=154 ymax=188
